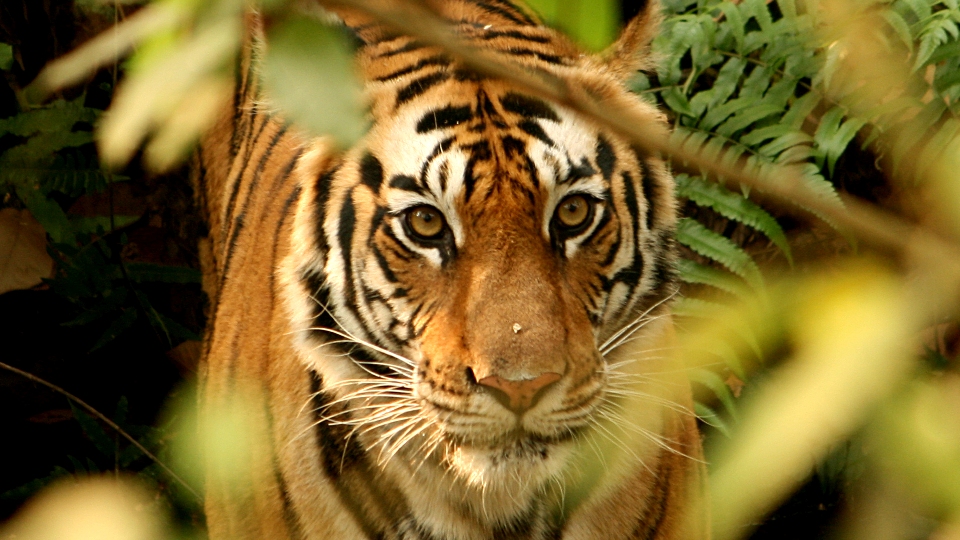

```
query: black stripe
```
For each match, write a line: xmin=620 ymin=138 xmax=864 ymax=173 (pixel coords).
xmin=502 ymin=135 xmax=526 ymax=159
xmin=629 ymin=450 xmax=672 ymax=540
xmin=463 ymin=154 xmax=481 ymax=203
xmin=221 ymin=118 xmax=283 ymax=244
xmin=524 ymin=155 xmax=540 ymax=190
xmin=518 ymin=120 xmax=555 ymax=147
xmin=580 ymin=205 xmax=614 ymax=249
xmin=274 ymin=470 xmax=305 ymax=539
xmin=389 ymin=174 xmax=423 ymax=193
xmin=375 ymin=54 xmax=450 ymax=82
xmin=438 ymin=161 xmax=450 ymax=193
xmin=484 ymin=0 xmax=538 ymax=24
xmin=309 ymin=373 xmax=384 ymax=538
xmin=314 ymin=164 xmax=341 ymax=253
xmin=260 ymin=148 xmax=305 ymax=210
xmin=381 ymin=226 xmax=414 ymax=262
xmin=505 ymin=47 xmax=565 ymax=65
xmin=480 ymin=29 xmax=551 ymax=44
xmin=395 ymin=72 xmax=451 ymax=107
xmin=471 ymin=0 xmax=535 ymax=25
xmin=416 ymin=105 xmax=474 ymax=133
xmin=621 ymin=171 xmax=641 ymax=244
xmin=372 ymin=245 xmax=399 ymax=283
xmin=268 ymin=183 xmax=303 ymax=296
xmin=564 ymin=158 xmax=598 ymax=183
xmin=501 ymin=92 xmax=560 ymax=122
xmin=302 ymin=269 xmax=336 ymax=339
xmin=220 ymin=123 xmax=289 ymax=287
xmin=638 ymin=158 xmax=657 ymax=231
xmin=596 ymin=135 xmax=616 ymax=180
xmin=599 ymin=223 xmax=622 ymax=267
xmin=419 ymin=136 xmax=456 ymax=184
xmin=360 ymin=153 xmax=385 ymax=192
xmin=338 ymin=190 xmax=357 ymax=294
xmin=374 ymin=39 xmax=426 ymax=59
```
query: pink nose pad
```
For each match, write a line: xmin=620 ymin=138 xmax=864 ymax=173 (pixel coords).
xmin=476 ymin=372 xmax=562 ymax=413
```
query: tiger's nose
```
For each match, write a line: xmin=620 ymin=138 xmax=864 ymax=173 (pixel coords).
xmin=471 ymin=370 xmax=562 ymax=414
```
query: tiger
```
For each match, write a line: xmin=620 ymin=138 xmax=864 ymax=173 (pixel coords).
xmin=192 ymin=0 xmax=707 ymax=538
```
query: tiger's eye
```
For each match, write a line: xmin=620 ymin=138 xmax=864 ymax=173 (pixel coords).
xmin=407 ymin=205 xmax=446 ymax=239
xmin=555 ymin=195 xmax=591 ymax=229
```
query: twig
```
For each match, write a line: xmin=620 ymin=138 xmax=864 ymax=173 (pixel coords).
xmin=326 ymin=0 xmax=960 ymax=269
xmin=0 ymin=360 xmax=202 ymax=502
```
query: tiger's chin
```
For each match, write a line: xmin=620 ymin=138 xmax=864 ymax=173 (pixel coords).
xmin=444 ymin=433 xmax=575 ymax=497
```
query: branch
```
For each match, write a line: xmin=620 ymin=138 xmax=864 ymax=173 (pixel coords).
xmin=0 ymin=361 xmax=202 ymax=502
xmin=326 ymin=0 xmax=960 ymax=270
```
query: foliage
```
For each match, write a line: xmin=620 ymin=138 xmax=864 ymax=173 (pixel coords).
xmin=0 ymin=2 xmax=203 ymax=524
xmin=633 ymin=0 xmax=960 ymax=425
xmin=637 ymin=0 xmax=960 ymax=288
xmin=0 ymin=96 xmax=201 ymax=351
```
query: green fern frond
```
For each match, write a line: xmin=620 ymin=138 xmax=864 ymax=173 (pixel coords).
xmin=676 ymin=174 xmax=793 ymax=264
xmin=676 ymin=217 xmax=764 ymax=290
xmin=689 ymin=368 xmax=740 ymax=422
xmin=676 ymin=257 xmax=750 ymax=295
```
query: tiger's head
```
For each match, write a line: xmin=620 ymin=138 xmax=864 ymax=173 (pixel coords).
xmin=283 ymin=0 xmax=678 ymax=519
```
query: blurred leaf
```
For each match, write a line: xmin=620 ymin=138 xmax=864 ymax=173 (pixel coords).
xmin=710 ymin=263 xmax=914 ymax=540
xmin=98 ymin=17 xmax=239 ymax=169
xmin=690 ymin=368 xmax=740 ymax=422
xmin=695 ymin=402 xmax=733 ymax=437
xmin=14 ymin=185 xmax=74 ymax=245
xmin=0 ymin=43 xmax=12 ymax=71
xmin=32 ymin=3 xmax=185 ymax=96
xmin=263 ymin=16 xmax=365 ymax=146
xmin=866 ymin=377 xmax=960 ymax=525
xmin=0 ymin=208 xmax=55 ymax=294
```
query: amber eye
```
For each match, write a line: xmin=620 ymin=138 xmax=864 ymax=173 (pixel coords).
xmin=406 ymin=205 xmax=446 ymax=240
xmin=554 ymin=195 xmax=592 ymax=230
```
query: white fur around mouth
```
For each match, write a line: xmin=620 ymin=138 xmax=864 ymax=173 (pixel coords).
xmin=445 ymin=435 xmax=574 ymax=490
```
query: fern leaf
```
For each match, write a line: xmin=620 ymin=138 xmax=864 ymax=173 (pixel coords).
xmin=901 ymin=0 xmax=933 ymax=23
xmin=814 ymin=106 xmax=866 ymax=177
xmin=718 ymin=2 xmax=746 ymax=51
xmin=699 ymin=96 xmax=757 ymax=131
xmin=677 ymin=257 xmax=749 ymax=295
xmin=689 ymin=368 xmax=740 ymax=421
xmin=758 ymin=131 xmax=813 ymax=158
xmin=676 ymin=217 xmax=764 ymax=289
xmin=14 ymin=185 xmax=75 ymax=245
xmin=689 ymin=57 xmax=746 ymax=116
xmin=739 ymin=123 xmax=795 ymax=147
xmin=916 ymin=118 xmax=960 ymax=179
xmin=781 ymin=92 xmax=820 ymax=130
xmin=0 ymin=98 xmax=98 ymax=137
xmin=883 ymin=10 xmax=915 ymax=52
xmin=676 ymin=175 xmax=793 ymax=263
xmin=716 ymin=103 xmax=784 ymax=137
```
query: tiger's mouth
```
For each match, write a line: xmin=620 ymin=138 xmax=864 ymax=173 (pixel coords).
xmin=448 ymin=428 xmax=580 ymax=451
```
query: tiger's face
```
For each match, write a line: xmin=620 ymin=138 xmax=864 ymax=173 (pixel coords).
xmin=283 ymin=7 xmax=677 ymax=520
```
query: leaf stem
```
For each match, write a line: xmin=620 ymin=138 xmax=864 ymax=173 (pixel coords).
xmin=0 ymin=360 xmax=201 ymax=502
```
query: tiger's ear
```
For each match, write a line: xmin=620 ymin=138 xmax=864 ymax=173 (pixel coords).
xmin=600 ymin=0 xmax=663 ymax=81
